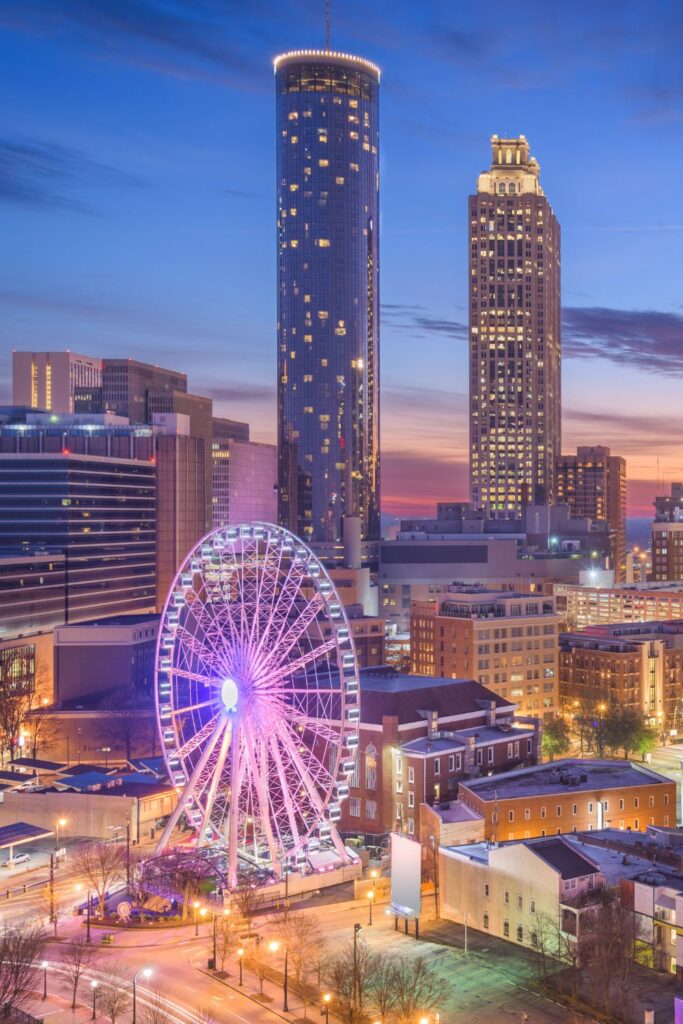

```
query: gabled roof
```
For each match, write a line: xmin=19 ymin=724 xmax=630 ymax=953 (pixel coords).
xmin=527 ymin=837 xmax=599 ymax=880
xmin=359 ymin=669 xmax=513 ymax=726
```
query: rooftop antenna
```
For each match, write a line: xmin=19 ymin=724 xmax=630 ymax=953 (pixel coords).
xmin=325 ymin=0 xmax=330 ymax=50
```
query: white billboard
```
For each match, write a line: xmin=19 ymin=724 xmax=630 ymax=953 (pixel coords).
xmin=390 ymin=832 xmax=421 ymax=918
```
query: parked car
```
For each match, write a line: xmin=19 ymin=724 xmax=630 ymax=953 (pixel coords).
xmin=1 ymin=852 xmax=31 ymax=867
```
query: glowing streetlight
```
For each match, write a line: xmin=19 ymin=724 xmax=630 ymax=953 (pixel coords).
xmin=268 ymin=939 xmax=288 ymax=1011
xmin=237 ymin=947 xmax=244 ymax=986
xmin=321 ymin=993 xmax=332 ymax=1023
xmin=90 ymin=980 xmax=98 ymax=1020
xmin=132 ymin=967 xmax=152 ymax=1024
xmin=367 ymin=889 xmax=375 ymax=925
xmin=41 ymin=960 xmax=48 ymax=1000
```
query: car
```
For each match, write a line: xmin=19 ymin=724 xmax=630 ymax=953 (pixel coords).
xmin=7 ymin=852 xmax=31 ymax=866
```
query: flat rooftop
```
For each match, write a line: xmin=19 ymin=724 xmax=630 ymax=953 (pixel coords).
xmin=460 ymin=759 xmax=671 ymax=802
xmin=58 ymin=613 xmax=160 ymax=628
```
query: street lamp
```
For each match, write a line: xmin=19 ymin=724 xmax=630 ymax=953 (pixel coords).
xmin=321 ymin=993 xmax=331 ymax=1023
xmin=132 ymin=967 xmax=152 ymax=1024
xmin=90 ymin=980 xmax=98 ymax=1020
xmin=193 ymin=899 xmax=202 ymax=936
xmin=367 ymin=889 xmax=375 ymax=925
xmin=236 ymin=947 xmax=244 ymax=986
xmin=41 ymin=960 xmax=48 ymax=1000
xmin=268 ymin=939 xmax=289 ymax=1012
xmin=55 ymin=817 xmax=67 ymax=850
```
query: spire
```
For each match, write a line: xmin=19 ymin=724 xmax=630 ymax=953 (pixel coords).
xmin=325 ymin=0 xmax=330 ymax=50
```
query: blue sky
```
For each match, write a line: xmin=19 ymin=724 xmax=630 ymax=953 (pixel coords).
xmin=2 ymin=0 xmax=683 ymax=515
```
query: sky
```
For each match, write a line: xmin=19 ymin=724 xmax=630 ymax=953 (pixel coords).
xmin=1 ymin=0 xmax=683 ymax=520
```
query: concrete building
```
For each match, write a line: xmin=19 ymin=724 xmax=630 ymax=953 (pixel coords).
xmin=330 ymin=667 xmax=540 ymax=845
xmin=554 ymin=581 xmax=683 ymax=630
xmin=559 ymin=621 xmax=683 ymax=732
xmin=411 ymin=587 xmax=560 ymax=717
xmin=469 ymin=136 xmax=561 ymax=518
xmin=652 ymin=520 xmax=683 ymax=582
xmin=556 ymin=446 xmax=627 ymax=582
xmin=12 ymin=351 xmax=102 ymax=414
xmin=440 ymin=825 xmax=683 ymax=977
xmin=211 ymin=438 xmax=277 ymax=529
xmin=457 ymin=759 xmax=676 ymax=841
xmin=101 ymin=358 xmax=187 ymax=423
xmin=148 ymin=391 xmax=213 ymax=532
xmin=53 ymin=614 xmax=160 ymax=703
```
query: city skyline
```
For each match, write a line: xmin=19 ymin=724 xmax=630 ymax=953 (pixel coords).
xmin=2 ymin=1 xmax=683 ymax=519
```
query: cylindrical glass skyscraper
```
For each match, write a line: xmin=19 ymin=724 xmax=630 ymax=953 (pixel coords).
xmin=275 ymin=50 xmax=380 ymax=548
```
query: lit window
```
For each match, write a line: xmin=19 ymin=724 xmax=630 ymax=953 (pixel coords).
xmin=316 ymin=239 xmax=330 ymax=247
xmin=318 ymin=159 xmax=329 ymax=167
xmin=335 ymin=176 xmax=345 ymax=185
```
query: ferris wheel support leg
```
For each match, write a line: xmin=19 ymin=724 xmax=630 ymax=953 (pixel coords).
xmin=155 ymin=716 xmax=227 ymax=854
xmin=269 ymin=735 xmax=303 ymax=858
xmin=245 ymin=722 xmax=281 ymax=878
xmin=226 ymin=725 xmax=244 ymax=890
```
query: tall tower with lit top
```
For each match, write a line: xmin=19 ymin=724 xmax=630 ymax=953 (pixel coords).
xmin=469 ymin=135 xmax=561 ymax=518
xmin=275 ymin=50 xmax=380 ymax=550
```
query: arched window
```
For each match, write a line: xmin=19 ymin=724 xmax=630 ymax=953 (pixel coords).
xmin=365 ymin=744 xmax=377 ymax=790
xmin=498 ymin=183 xmax=506 ymax=195
xmin=505 ymin=147 xmax=512 ymax=164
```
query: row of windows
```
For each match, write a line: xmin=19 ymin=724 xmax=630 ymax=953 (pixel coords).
xmin=506 ymin=792 xmax=667 ymax=822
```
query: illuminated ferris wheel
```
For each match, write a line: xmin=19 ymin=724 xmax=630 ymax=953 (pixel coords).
xmin=154 ymin=523 xmax=360 ymax=888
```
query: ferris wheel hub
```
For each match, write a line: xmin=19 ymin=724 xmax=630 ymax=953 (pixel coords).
xmin=221 ymin=677 xmax=239 ymax=711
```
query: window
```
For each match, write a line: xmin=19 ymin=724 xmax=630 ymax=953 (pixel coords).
xmin=476 ymin=748 xmax=483 ymax=765
xmin=434 ymin=758 xmax=441 ymax=776
xmin=408 ymin=767 xmax=415 ymax=784
xmin=665 ymin=794 xmax=670 ymax=806
xmin=395 ymin=803 xmax=403 ymax=820
xmin=407 ymin=818 xmax=415 ymax=835
xmin=508 ymin=810 xmax=514 ymax=823
xmin=517 ymin=894 xmax=523 ymax=911
xmin=396 ymin=756 xmax=403 ymax=776
xmin=484 ymin=883 xmax=490 ymax=897
xmin=503 ymin=920 xmax=510 ymax=937
xmin=530 ymin=898 xmax=536 ymax=914
xmin=396 ymin=779 xmax=403 ymax=794
xmin=488 ymin=747 xmax=494 ymax=764
xmin=517 ymin=925 xmax=524 ymax=942
xmin=531 ymin=930 xmax=538 ymax=947
xmin=540 ymin=806 xmax=546 ymax=819
xmin=408 ymin=792 xmax=415 ymax=809
xmin=588 ymin=802 xmax=594 ymax=813
xmin=449 ymin=755 xmax=455 ymax=772
xmin=365 ymin=800 xmax=377 ymax=820
xmin=572 ymin=804 xmax=577 ymax=815
xmin=365 ymin=745 xmax=377 ymax=790
xmin=483 ymin=912 xmax=490 ymax=929
xmin=349 ymin=798 xmax=360 ymax=817
xmin=556 ymin=805 xmax=562 ymax=818
xmin=507 ymin=742 xmax=513 ymax=759
xmin=434 ymin=783 xmax=441 ymax=801
xmin=634 ymin=797 xmax=639 ymax=809
xmin=524 ymin=808 xmax=530 ymax=821
xmin=504 ymin=889 xmax=510 ymax=905
xmin=649 ymin=795 xmax=655 ymax=808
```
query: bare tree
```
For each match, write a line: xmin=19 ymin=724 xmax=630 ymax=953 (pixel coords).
xmin=98 ymin=689 xmax=154 ymax=761
xmin=392 ymin=956 xmax=446 ymax=1023
xmin=232 ymin=882 xmax=259 ymax=933
xmin=214 ymin=913 xmax=238 ymax=974
xmin=72 ymin=842 xmax=127 ymax=917
xmin=245 ymin=943 xmax=270 ymax=997
xmin=326 ymin=938 xmax=376 ymax=1023
xmin=279 ymin=914 xmax=325 ymax=985
xmin=59 ymin=936 xmax=99 ymax=1009
xmin=367 ymin=954 xmax=398 ymax=1022
xmin=529 ymin=910 xmax=560 ymax=986
xmin=0 ymin=924 xmax=47 ymax=1011
xmin=579 ymin=896 xmax=644 ymax=1018
xmin=98 ymin=966 xmax=131 ymax=1024
xmin=141 ymin=988 xmax=171 ymax=1024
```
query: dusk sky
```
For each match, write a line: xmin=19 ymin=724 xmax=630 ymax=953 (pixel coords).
xmin=2 ymin=0 xmax=683 ymax=520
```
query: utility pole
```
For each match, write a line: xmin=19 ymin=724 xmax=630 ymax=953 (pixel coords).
xmin=352 ymin=922 xmax=362 ymax=1019
xmin=126 ymin=821 xmax=131 ymax=890
xmin=49 ymin=853 xmax=55 ymax=926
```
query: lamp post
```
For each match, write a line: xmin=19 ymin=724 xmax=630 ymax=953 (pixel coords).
xmin=193 ymin=899 xmax=201 ymax=936
xmin=41 ymin=960 xmax=48 ymax=1000
xmin=367 ymin=889 xmax=375 ymax=926
xmin=86 ymin=889 xmax=92 ymax=943
xmin=55 ymin=817 xmax=67 ymax=851
xmin=199 ymin=906 xmax=207 ymax=938
xmin=237 ymin=947 xmax=244 ymax=986
xmin=268 ymin=939 xmax=289 ymax=1012
xmin=353 ymin=922 xmax=362 ymax=1016
xmin=132 ymin=967 xmax=152 ymax=1024
xmin=321 ymin=993 xmax=331 ymax=1023
xmin=90 ymin=980 xmax=98 ymax=1020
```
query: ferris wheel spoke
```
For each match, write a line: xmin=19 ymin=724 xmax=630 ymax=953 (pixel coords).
xmin=175 ymin=712 xmax=223 ymax=762
xmin=252 ymin=552 xmax=307 ymax=661
xmin=170 ymin=669 xmax=220 ymax=692
xmin=197 ymin=718 xmax=233 ymax=845
xmin=275 ymin=721 xmax=330 ymax=819
xmin=269 ymin=734 xmax=303 ymax=853
xmin=243 ymin=719 xmax=280 ymax=872
xmin=265 ymin=595 xmax=326 ymax=672
xmin=253 ymin=634 xmax=338 ymax=690
xmin=226 ymin=724 xmax=247 ymax=888
xmin=174 ymin=625 xmax=228 ymax=678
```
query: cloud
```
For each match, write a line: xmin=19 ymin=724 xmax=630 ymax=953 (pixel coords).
xmin=382 ymin=303 xmax=468 ymax=341
xmin=0 ymin=134 xmax=144 ymax=210
xmin=563 ymin=307 xmax=683 ymax=375
xmin=0 ymin=0 xmax=266 ymax=88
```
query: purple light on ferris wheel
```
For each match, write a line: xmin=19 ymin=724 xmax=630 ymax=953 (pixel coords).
xmin=153 ymin=522 xmax=359 ymax=889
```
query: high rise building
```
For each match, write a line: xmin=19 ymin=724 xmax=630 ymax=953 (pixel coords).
xmin=211 ymin=438 xmax=277 ymax=529
xmin=13 ymin=351 xmax=102 ymax=413
xmin=556 ymin=446 xmax=626 ymax=581
xmin=101 ymin=358 xmax=187 ymax=423
xmin=275 ymin=50 xmax=380 ymax=548
xmin=469 ymin=136 xmax=561 ymax=518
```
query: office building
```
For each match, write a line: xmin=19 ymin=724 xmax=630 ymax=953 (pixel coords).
xmin=212 ymin=438 xmax=277 ymax=529
xmin=556 ymin=446 xmax=626 ymax=581
xmin=101 ymin=358 xmax=187 ymax=423
xmin=559 ymin=621 xmax=683 ymax=731
xmin=148 ymin=390 xmax=213 ymax=532
xmin=54 ymin=614 xmax=160 ymax=703
xmin=329 ymin=668 xmax=539 ymax=843
xmin=554 ymin=581 xmax=683 ymax=630
xmin=469 ymin=135 xmax=561 ymax=518
xmin=0 ymin=452 xmax=156 ymax=622
xmin=457 ymin=758 xmax=675 ymax=841
xmin=652 ymin=522 xmax=683 ymax=582
xmin=275 ymin=50 xmax=380 ymax=548
xmin=411 ymin=587 xmax=560 ymax=717
xmin=13 ymin=351 xmax=102 ymax=413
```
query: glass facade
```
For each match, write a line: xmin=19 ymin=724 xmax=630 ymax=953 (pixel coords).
xmin=0 ymin=455 xmax=156 ymax=622
xmin=275 ymin=51 xmax=380 ymax=545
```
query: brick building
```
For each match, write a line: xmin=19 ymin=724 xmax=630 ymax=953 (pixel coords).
xmin=559 ymin=621 xmax=683 ymax=732
xmin=336 ymin=667 xmax=540 ymax=844
xmin=457 ymin=759 xmax=676 ymax=842
xmin=411 ymin=587 xmax=560 ymax=718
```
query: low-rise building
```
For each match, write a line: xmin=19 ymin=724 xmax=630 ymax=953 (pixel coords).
xmin=334 ymin=667 xmax=540 ymax=846
xmin=411 ymin=587 xmax=560 ymax=717
xmin=54 ymin=614 xmax=160 ymax=703
xmin=457 ymin=758 xmax=676 ymax=841
xmin=554 ymin=581 xmax=683 ymax=631
xmin=559 ymin=621 xmax=683 ymax=732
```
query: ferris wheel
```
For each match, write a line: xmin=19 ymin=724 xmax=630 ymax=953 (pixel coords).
xmin=154 ymin=522 xmax=360 ymax=888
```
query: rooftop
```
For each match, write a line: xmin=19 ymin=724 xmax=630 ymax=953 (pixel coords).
xmin=58 ymin=614 xmax=160 ymax=628
xmin=527 ymin=837 xmax=599 ymax=880
xmin=460 ymin=759 xmax=671 ymax=802
xmin=359 ymin=668 xmax=513 ymax=726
